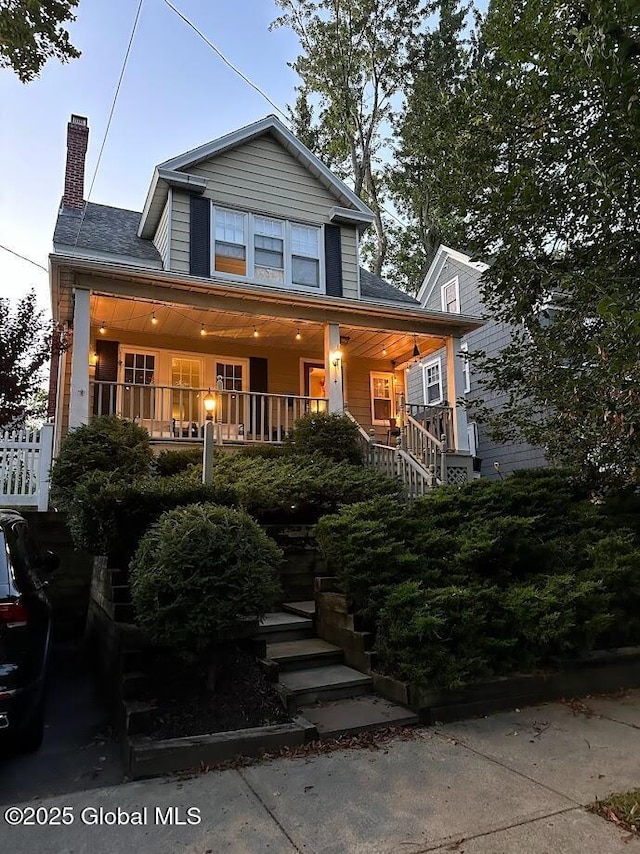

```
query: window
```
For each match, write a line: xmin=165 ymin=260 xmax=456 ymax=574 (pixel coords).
xmin=123 ymin=352 xmax=155 ymax=386
xmin=211 ymin=206 xmax=322 ymax=291
xmin=441 ymin=277 xmax=460 ymax=313
xmin=370 ymin=372 xmax=394 ymax=424
xmin=254 ymin=216 xmax=284 ymax=283
xmin=122 ymin=351 xmax=156 ymax=419
xmin=291 ymin=224 xmax=320 ymax=288
xmin=171 ymin=358 xmax=202 ymax=423
xmin=214 ymin=208 xmax=246 ymax=275
xmin=422 ymin=358 xmax=443 ymax=405
xmin=461 ymin=342 xmax=471 ymax=393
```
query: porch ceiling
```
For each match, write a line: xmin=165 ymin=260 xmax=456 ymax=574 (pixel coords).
xmin=90 ymin=295 xmax=445 ymax=363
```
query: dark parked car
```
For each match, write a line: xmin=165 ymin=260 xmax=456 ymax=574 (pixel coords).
xmin=0 ymin=510 xmax=58 ymax=753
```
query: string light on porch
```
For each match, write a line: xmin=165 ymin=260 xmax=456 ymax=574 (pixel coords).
xmin=99 ymin=322 xmax=106 ymax=335
xmin=382 ymin=346 xmax=387 ymax=356
xmin=253 ymin=326 xmax=259 ymax=338
xmin=200 ymin=324 xmax=207 ymax=337
xmin=295 ymin=328 xmax=302 ymax=341
xmin=151 ymin=311 xmax=158 ymax=325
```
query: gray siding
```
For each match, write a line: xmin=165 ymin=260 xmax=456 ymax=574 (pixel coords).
xmin=410 ymin=254 xmax=549 ymax=479
xmin=152 ymin=197 xmax=170 ymax=268
xmin=168 ymin=133 xmax=359 ymax=299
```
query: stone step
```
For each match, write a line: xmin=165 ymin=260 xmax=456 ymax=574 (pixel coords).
xmin=301 ymin=695 xmax=419 ymax=739
xmin=267 ymin=638 xmax=343 ymax=671
xmin=278 ymin=664 xmax=372 ymax=712
xmin=282 ymin=600 xmax=316 ymax=619
xmin=258 ymin=611 xmax=315 ymax=643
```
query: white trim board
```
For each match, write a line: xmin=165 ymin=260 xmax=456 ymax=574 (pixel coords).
xmin=417 ymin=244 xmax=489 ymax=306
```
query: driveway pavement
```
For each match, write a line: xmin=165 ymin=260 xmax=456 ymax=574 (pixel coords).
xmin=0 ymin=643 xmax=123 ymax=804
xmin=1 ymin=690 xmax=639 ymax=853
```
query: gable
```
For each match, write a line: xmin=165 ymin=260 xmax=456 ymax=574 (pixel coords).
xmin=186 ymin=133 xmax=341 ymax=225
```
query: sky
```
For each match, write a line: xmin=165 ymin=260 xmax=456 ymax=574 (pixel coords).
xmin=0 ymin=0 xmax=301 ymax=314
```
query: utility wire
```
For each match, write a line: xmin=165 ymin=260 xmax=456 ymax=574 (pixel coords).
xmin=160 ymin=0 xmax=405 ymax=230
xmin=0 ymin=243 xmax=48 ymax=274
xmin=162 ymin=0 xmax=289 ymax=121
xmin=72 ymin=0 xmax=145 ymax=254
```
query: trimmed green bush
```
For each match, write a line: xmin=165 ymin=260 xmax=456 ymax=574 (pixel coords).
xmin=316 ymin=468 xmax=640 ymax=690
xmin=130 ymin=504 xmax=281 ymax=675
xmin=284 ymin=412 xmax=363 ymax=464
xmin=67 ymin=472 xmax=238 ymax=565
xmin=181 ymin=454 xmax=402 ymax=524
xmin=51 ymin=416 xmax=152 ymax=509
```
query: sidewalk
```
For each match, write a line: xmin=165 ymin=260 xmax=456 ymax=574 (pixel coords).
xmin=2 ymin=691 xmax=640 ymax=853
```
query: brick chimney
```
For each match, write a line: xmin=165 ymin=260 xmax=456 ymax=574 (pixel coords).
xmin=62 ymin=114 xmax=89 ymax=211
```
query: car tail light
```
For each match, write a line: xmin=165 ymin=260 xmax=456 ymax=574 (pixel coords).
xmin=0 ymin=601 xmax=28 ymax=628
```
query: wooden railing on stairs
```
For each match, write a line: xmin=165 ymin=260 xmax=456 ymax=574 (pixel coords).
xmin=404 ymin=415 xmax=447 ymax=485
xmin=345 ymin=411 xmax=435 ymax=498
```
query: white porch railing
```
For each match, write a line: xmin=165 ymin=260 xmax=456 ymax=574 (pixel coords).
xmin=404 ymin=415 xmax=447 ymax=484
xmin=403 ymin=402 xmax=454 ymax=449
xmin=345 ymin=411 xmax=436 ymax=498
xmin=0 ymin=424 xmax=54 ymax=511
xmin=90 ymin=382 xmax=327 ymax=444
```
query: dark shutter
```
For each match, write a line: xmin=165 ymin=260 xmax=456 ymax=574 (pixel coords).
xmin=190 ymin=195 xmax=211 ymax=277
xmin=94 ymin=339 xmax=119 ymax=416
xmin=249 ymin=357 xmax=269 ymax=440
xmin=324 ymin=224 xmax=343 ymax=297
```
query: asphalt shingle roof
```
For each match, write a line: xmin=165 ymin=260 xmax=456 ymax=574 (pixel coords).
xmin=53 ymin=203 xmax=418 ymax=306
xmin=54 ymin=203 xmax=162 ymax=263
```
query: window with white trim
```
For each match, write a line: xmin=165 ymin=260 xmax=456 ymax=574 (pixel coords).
xmin=461 ymin=342 xmax=471 ymax=393
xmin=214 ymin=208 xmax=247 ymax=276
xmin=422 ymin=358 xmax=443 ymax=405
xmin=370 ymin=372 xmax=394 ymax=425
xmin=441 ymin=277 xmax=460 ymax=313
xmin=211 ymin=206 xmax=323 ymax=292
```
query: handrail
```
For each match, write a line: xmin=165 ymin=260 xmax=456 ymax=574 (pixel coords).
xmin=404 ymin=415 xmax=446 ymax=485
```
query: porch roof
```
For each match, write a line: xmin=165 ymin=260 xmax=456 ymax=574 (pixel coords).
xmin=51 ymin=255 xmax=485 ymax=340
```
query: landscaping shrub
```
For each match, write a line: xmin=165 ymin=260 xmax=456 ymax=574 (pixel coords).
xmin=130 ymin=504 xmax=281 ymax=689
xmin=152 ymin=448 xmax=204 ymax=477
xmin=284 ymin=412 xmax=363 ymax=464
xmin=183 ymin=454 xmax=402 ymax=524
xmin=316 ymin=468 xmax=640 ymax=690
xmin=67 ymin=471 xmax=238 ymax=566
xmin=50 ymin=416 xmax=152 ymax=509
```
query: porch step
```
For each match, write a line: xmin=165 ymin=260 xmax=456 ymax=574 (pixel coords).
xmin=302 ymin=695 xmax=419 ymax=739
xmin=258 ymin=611 xmax=315 ymax=644
xmin=282 ymin=600 xmax=315 ymax=619
xmin=278 ymin=664 xmax=372 ymax=711
xmin=267 ymin=638 xmax=342 ymax=671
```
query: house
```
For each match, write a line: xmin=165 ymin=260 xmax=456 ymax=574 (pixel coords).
xmin=406 ymin=244 xmax=548 ymax=479
xmin=48 ymin=115 xmax=483 ymax=489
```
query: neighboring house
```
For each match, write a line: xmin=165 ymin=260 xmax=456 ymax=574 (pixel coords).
xmin=406 ymin=244 xmax=548 ymax=479
xmin=47 ymin=115 xmax=483 ymax=488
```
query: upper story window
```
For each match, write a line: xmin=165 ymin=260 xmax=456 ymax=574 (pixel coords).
xmin=422 ymin=358 xmax=443 ymax=405
xmin=214 ymin=209 xmax=247 ymax=276
xmin=212 ymin=206 xmax=323 ymax=292
xmin=441 ymin=276 xmax=460 ymax=313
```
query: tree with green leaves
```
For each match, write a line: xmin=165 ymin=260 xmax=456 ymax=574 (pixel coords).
xmin=389 ymin=0 xmax=480 ymax=291
xmin=461 ymin=0 xmax=640 ymax=487
xmin=272 ymin=0 xmax=421 ymax=275
xmin=0 ymin=291 xmax=51 ymax=427
xmin=0 ymin=0 xmax=80 ymax=83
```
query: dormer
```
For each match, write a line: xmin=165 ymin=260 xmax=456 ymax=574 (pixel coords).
xmin=139 ymin=116 xmax=375 ymax=300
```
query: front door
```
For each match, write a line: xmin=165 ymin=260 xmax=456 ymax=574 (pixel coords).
xmin=303 ymin=362 xmax=327 ymax=412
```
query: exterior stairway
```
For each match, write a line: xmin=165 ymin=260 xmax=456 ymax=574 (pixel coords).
xmin=259 ymin=601 xmax=418 ymax=739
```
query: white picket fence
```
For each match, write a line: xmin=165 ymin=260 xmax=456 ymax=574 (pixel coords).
xmin=0 ymin=424 xmax=54 ymax=511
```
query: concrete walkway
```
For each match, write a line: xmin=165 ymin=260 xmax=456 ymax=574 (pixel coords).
xmin=2 ymin=691 xmax=640 ymax=853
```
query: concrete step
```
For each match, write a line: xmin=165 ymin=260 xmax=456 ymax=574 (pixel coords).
xmin=267 ymin=638 xmax=343 ymax=671
xmin=282 ymin=600 xmax=316 ymax=619
xmin=301 ymin=695 xmax=419 ymax=739
xmin=258 ymin=611 xmax=314 ymax=643
xmin=278 ymin=664 xmax=372 ymax=711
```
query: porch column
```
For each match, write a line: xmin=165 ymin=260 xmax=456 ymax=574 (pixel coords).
xmin=445 ymin=335 xmax=469 ymax=452
xmin=68 ymin=288 xmax=91 ymax=430
xmin=323 ymin=322 xmax=344 ymax=414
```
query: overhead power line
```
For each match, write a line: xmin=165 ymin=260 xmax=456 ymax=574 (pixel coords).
xmin=162 ymin=0 xmax=289 ymax=121
xmin=72 ymin=0 xmax=145 ymax=253
xmin=0 ymin=243 xmax=48 ymax=274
